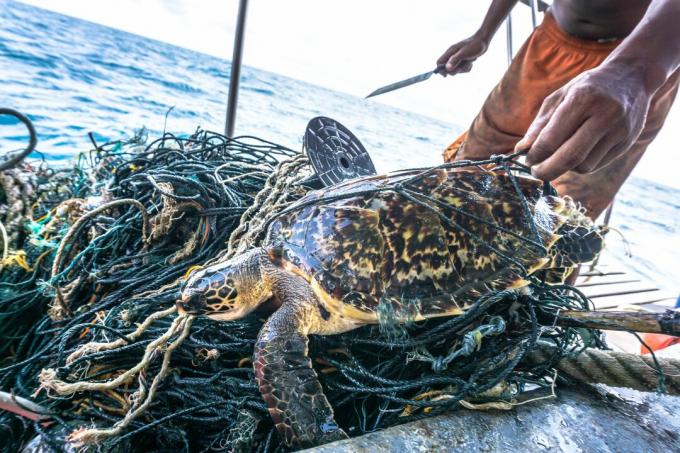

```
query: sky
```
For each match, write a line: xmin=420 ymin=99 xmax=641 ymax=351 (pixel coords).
xmin=19 ymin=0 xmax=680 ymax=188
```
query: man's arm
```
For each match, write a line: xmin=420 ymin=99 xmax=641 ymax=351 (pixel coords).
xmin=437 ymin=0 xmax=519 ymax=75
xmin=520 ymin=0 xmax=680 ymax=181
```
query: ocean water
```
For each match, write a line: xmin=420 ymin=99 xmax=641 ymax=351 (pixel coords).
xmin=1 ymin=0 xmax=678 ymax=294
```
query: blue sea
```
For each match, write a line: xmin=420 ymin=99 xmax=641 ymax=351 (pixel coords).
xmin=1 ymin=0 xmax=678 ymax=295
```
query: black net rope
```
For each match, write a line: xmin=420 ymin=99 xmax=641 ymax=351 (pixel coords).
xmin=0 ymin=125 xmax=607 ymax=452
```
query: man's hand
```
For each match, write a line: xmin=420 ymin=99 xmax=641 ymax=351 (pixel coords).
xmin=436 ymin=35 xmax=489 ymax=76
xmin=517 ymin=62 xmax=652 ymax=181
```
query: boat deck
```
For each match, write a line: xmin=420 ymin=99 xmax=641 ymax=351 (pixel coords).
xmin=576 ymin=257 xmax=676 ymax=353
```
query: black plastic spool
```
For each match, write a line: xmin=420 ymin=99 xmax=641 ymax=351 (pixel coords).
xmin=304 ymin=116 xmax=376 ymax=187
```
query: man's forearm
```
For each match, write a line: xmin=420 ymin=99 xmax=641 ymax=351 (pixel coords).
xmin=602 ymin=0 xmax=680 ymax=94
xmin=475 ymin=0 xmax=519 ymax=43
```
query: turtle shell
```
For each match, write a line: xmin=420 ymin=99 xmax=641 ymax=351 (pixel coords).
xmin=264 ymin=168 xmax=580 ymax=320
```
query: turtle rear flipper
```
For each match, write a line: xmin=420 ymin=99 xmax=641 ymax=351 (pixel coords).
xmin=253 ymin=277 xmax=348 ymax=448
xmin=553 ymin=225 xmax=606 ymax=266
xmin=535 ymin=225 xmax=607 ymax=283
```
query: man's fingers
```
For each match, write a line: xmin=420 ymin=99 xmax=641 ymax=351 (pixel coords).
xmin=531 ymin=117 xmax=604 ymax=181
xmin=445 ymin=51 xmax=467 ymax=73
xmin=437 ymin=43 xmax=462 ymax=66
xmin=447 ymin=60 xmax=473 ymax=75
xmin=593 ymin=142 xmax=629 ymax=171
xmin=457 ymin=61 xmax=473 ymax=73
xmin=516 ymin=117 xmax=547 ymax=155
xmin=525 ymin=97 xmax=593 ymax=167
xmin=515 ymin=92 xmax=563 ymax=155
xmin=574 ymin=134 xmax=625 ymax=174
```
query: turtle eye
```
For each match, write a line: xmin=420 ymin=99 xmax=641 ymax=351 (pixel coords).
xmin=194 ymin=278 xmax=210 ymax=292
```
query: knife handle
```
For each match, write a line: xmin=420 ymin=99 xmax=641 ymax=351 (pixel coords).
xmin=434 ymin=64 xmax=446 ymax=74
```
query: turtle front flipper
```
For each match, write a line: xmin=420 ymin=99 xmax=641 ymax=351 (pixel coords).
xmin=253 ymin=288 xmax=348 ymax=448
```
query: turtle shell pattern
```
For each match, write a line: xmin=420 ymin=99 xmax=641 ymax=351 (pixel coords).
xmin=265 ymin=168 xmax=577 ymax=322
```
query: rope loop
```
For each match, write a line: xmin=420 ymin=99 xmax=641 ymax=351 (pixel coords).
xmin=409 ymin=316 xmax=507 ymax=373
xmin=0 ymin=107 xmax=37 ymax=172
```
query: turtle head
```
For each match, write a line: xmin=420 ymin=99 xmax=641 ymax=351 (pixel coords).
xmin=177 ymin=249 xmax=271 ymax=321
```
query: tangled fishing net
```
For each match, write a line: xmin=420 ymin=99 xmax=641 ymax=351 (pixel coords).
xmin=0 ymin=120 xmax=607 ymax=452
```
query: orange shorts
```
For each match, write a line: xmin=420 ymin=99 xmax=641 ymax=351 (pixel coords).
xmin=443 ymin=11 xmax=680 ymax=219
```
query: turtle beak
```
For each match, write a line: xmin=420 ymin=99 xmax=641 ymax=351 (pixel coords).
xmin=177 ymin=290 xmax=206 ymax=316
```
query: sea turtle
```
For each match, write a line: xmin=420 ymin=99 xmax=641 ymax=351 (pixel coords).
xmin=177 ymin=166 xmax=605 ymax=448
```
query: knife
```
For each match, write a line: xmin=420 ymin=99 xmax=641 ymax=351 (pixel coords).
xmin=365 ymin=65 xmax=445 ymax=98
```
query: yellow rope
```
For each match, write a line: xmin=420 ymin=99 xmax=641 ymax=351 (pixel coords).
xmin=224 ymin=154 xmax=310 ymax=260
xmin=67 ymin=315 xmax=194 ymax=446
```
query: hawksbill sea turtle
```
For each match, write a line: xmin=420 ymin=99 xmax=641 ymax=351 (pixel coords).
xmin=177 ymin=166 xmax=605 ymax=448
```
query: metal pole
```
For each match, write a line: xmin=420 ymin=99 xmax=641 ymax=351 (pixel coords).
xmin=588 ymin=201 xmax=615 ymax=270
xmin=529 ymin=0 xmax=538 ymax=28
xmin=225 ymin=0 xmax=249 ymax=138
xmin=505 ymin=14 xmax=513 ymax=66
xmin=602 ymin=201 xmax=614 ymax=226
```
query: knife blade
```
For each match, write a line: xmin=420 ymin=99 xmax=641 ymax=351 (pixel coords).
xmin=365 ymin=66 xmax=444 ymax=98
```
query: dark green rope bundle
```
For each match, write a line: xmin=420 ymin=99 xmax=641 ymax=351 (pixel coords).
xmin=0 ymin=127 xmax=605 ymax=453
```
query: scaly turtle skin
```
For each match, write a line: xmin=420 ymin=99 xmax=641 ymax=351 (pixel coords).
xmin=177 ymin=167 xmax=605 ymax=448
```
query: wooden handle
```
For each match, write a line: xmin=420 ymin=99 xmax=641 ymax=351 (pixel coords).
xmin=554 ymin=310 xmax=680 ymax=335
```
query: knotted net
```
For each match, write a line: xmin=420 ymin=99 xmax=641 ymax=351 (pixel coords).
xmin=1 ymin=126 xmax=607 ymax=452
